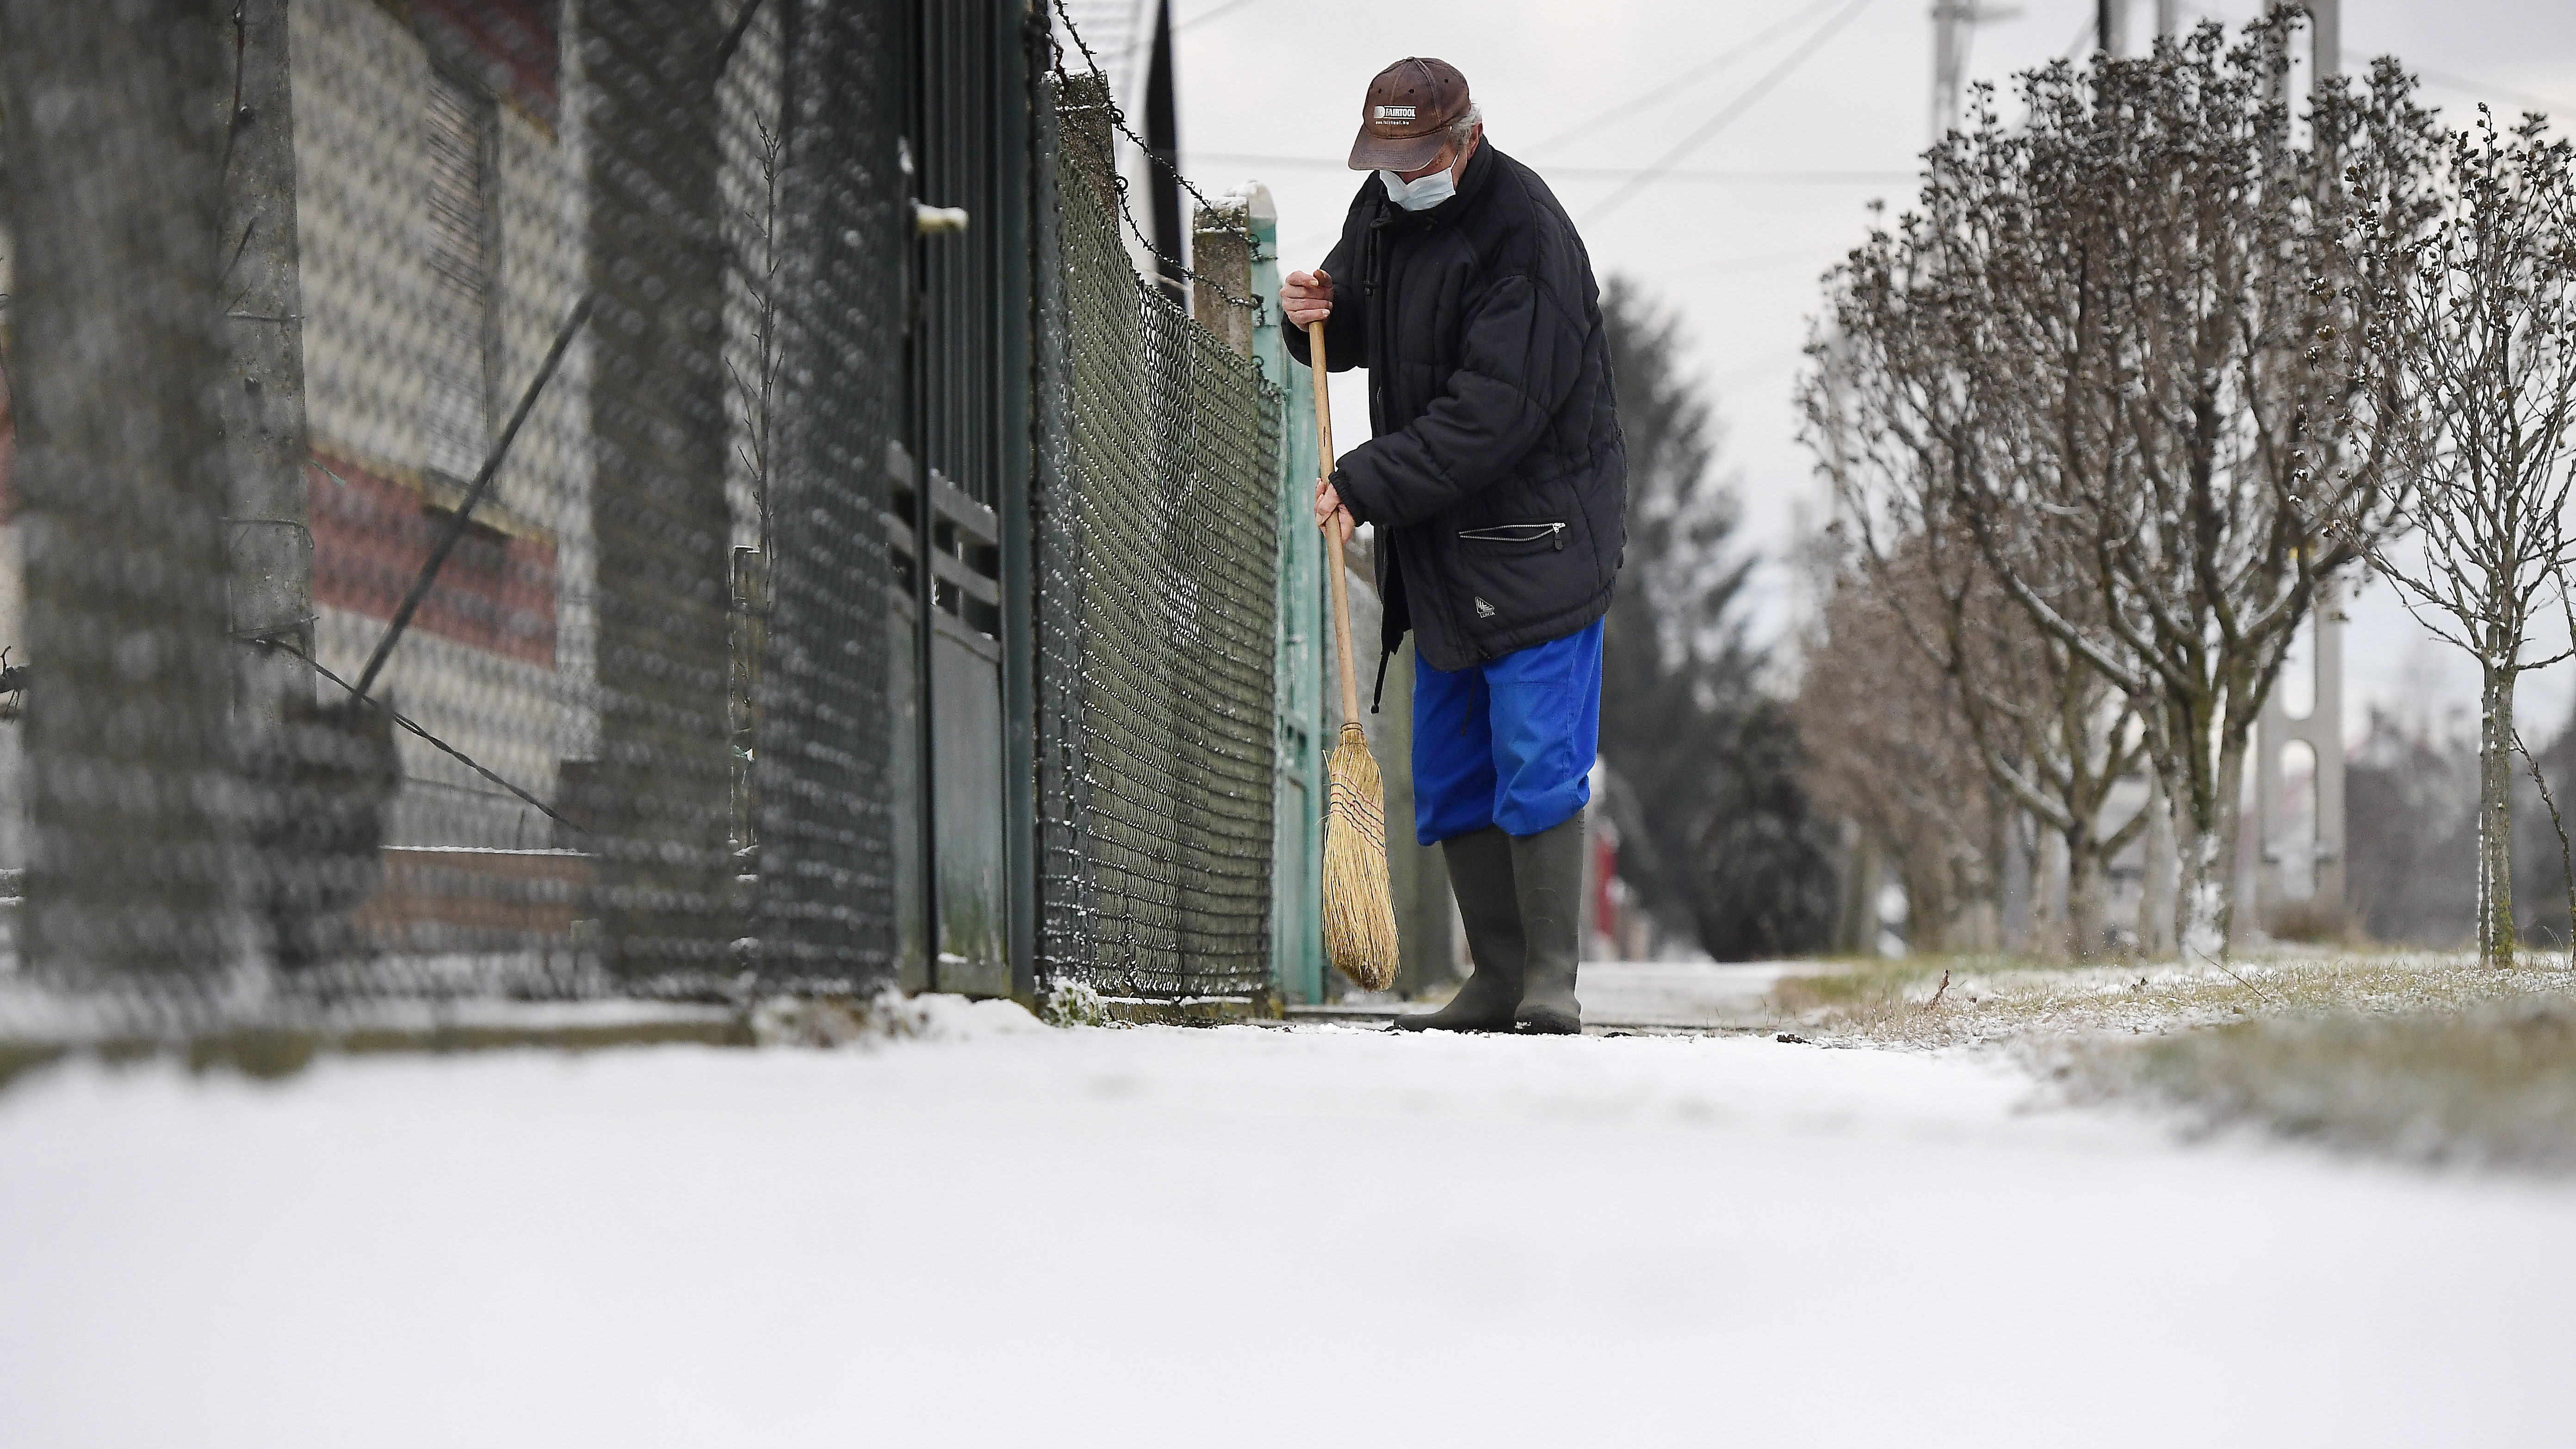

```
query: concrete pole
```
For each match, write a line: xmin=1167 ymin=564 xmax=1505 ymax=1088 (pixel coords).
xmin=2247 ymin=2 xmax=2348 ymax=934
xmin=576 ymin=0 xmax=737 ymax=975
xmin=2156 ymin=0 xmax=2177 ymax=35
xmin=1190 ymin=196 xmax=1252 ymax=359
xmin=2312 ymin=586 xmax=2347 ymax=913
xmin=2312 ymin=11 xmax=2346 ymax=903
xmin=1932 ymin=4 xmax=2027 ymax=142
xmin=218 ymin=0 xmax=317 ymax=718
xmin=1931 ymin=1 xmax=1963 ymax=143
xmin=0 ymin=0 xmax=246 ymax=982
xmin=1060 ymin=71 xmax=1120 ymax=214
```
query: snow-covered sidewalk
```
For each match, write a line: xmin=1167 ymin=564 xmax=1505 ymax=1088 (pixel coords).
xmin=4 ymin=1018 xmax=2570 ymax=1447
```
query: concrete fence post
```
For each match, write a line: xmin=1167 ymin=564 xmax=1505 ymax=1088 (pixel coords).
xmin=0 ymin=0 xmax=248 ymax=984
xmin=1190 ymin=194 xmax=1252 ymax=359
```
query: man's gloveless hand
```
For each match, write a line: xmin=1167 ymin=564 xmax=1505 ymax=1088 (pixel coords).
xmin=1281 ymin=267 xmax=1332 ymax=327
xmin=1313 ymin=472 xmax=1355 ymax=545
xmin=1287 ymin=267 xmax=1351 ymax=540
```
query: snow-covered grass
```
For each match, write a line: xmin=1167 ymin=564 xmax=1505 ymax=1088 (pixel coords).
xmin=1777 ymin=951 xmax=2576 ymax=1170
xmin=4 ymin=1016 xmax=2572 ymax=1447
xmin=1774 ymin=950 xmax=2575 ymax=1047
xmin=2071 ymin=994 xmax=2576 ymax=1170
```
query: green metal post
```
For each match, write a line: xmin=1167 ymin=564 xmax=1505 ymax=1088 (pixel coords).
xmin=999 ymin=0 xmax=1038 ymax=1005
xmin=1248 ymin=188 xmax=1326 ymax=1004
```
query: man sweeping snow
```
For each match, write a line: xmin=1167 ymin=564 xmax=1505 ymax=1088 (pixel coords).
xmin=1282 ymin=57 xmax=1626 ymax=1034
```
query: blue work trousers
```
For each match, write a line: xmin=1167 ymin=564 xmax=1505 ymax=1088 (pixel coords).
xmin=1409 ymin=618 xmax=1604 ymax=846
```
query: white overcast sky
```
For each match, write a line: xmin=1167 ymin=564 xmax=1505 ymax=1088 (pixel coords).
xmin=1171 ymin=0 xmax=2576 ymax=744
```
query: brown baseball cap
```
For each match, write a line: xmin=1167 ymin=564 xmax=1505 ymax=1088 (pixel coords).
xmin=1348 ymin=57 xmax=1471 ymax=172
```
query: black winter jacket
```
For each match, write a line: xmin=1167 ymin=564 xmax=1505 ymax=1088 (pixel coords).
xmin=1287 ymin=139 xmax=1625 ymax=682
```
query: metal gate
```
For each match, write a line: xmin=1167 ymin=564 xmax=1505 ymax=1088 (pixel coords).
xmin=890 ymin=0 xmax=1037 ymax=999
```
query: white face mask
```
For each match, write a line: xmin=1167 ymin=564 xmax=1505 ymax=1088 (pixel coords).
xmin=1376 ymin=164 xmax=1457 ymax=211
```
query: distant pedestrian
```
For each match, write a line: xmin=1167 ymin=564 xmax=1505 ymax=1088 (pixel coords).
xmin=1281 ymin=57 xmax=1625 ymax=1033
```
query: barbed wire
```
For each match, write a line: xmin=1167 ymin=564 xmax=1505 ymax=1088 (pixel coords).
xmin=1045 ymin=0 xmax=1258 ymax=311
xmin=1048 ymin=0 xmax=1250 ymax=238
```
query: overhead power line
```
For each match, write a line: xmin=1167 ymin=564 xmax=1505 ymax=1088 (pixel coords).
xmin=2060 ymin=14 xmax=2096 ymax=60
xmin=1525 ymin=0 xmax=1849 ymax=154
xmin=1187 ymin=151 xmax=1910 ymax=185
xmin=2374 ymin=54 xmax=2576 ymax=120
xmin=1703 ymin=248 xmax=1842 ymax=275
xmin=1172 ymin=0 xmax=1257 ymax=34
xmin=2170 ymin=3 xmax=2576 ymax=117
xmin=1580 ymin=0 xmax=1879 ymax=225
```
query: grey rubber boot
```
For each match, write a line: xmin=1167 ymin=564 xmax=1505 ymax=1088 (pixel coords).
xmin=1390 ymin=826 xmax=1523 ymax=1032
xmin=1511 ymin=814 xmax=1586 ymax=1034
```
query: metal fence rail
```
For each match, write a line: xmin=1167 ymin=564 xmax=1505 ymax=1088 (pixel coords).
xmin=1035 ymin=72 xmax=1282 ymax=1003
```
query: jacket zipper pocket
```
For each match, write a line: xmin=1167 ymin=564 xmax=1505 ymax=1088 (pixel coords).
xmin=1456 ymin=521 xmax=1566 ymax=550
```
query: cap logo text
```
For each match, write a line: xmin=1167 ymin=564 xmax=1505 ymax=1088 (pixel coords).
xmin=1374 ymin=105 xmax=1417 ymax=121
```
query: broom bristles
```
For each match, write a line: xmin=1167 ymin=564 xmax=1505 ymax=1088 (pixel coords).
xmin=1323 ymin=722 xmax=1401 ymax=991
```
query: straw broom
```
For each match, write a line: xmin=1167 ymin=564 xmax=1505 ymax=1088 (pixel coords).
xmin=1307 ymin=320 xmax=1401 ymax=991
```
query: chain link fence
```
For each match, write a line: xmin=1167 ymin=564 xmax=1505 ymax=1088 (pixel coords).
xmin=0 ymin=0 xmax=908 ymax=1037
xmin=0 ymin=1 xmax=1288 ymax=1044
xmin=1034 ymin=68 xmax=1282 ymax=1003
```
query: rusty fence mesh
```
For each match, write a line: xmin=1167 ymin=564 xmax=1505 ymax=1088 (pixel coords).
xmin=1034 ymin=68 xmax=1282 ymax=1002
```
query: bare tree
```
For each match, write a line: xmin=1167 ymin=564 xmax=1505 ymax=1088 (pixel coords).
xmin=1824 ymin=21 xmax=2435 ymax=957
xmin=1808 ymin=274 xmax=2150 ymax=958
xmin=1793 ymin=552 xmax=2003 ymax=954
xmin=730 ymin=115 xmax=785 ymax=563
xmin=2337 ymin=109 xmax=2576 ymax=968
xmin=725 ymin=108 xmax=785 ymax=865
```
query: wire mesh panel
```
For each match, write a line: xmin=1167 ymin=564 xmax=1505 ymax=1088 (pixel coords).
xmin=1035 ymin=68 xmax=1282 ymax=1002
xmin=1 ymin=1 xmax=241 ymax=994
xmin=0 ymin=0 xmax=1293 ymax=1034
xmin=752 ymin=0 xmax=910 ymax=988
xmin=0 ymin=0 xmax=906 ymax=1026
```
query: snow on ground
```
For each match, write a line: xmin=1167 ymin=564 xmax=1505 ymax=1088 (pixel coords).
xmin=3 ymin=1018 xmax=2571 ymax=1448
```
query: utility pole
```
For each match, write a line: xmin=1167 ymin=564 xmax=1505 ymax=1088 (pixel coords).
xmin=2097 ymin=0 xmax=2126 ymax=56
xmin=1930 ymin=1 xmax=2020 ymax=143
xmin=2252 ymin=0 xmax=2349 ymax=938
xmin=2309 ymin=0 xmax=2340 ymax=80
xmin=1931 ymin=1 xmax=1967 ymax=141
xmin=2156 ymin=0 xmax=2178 ymax=37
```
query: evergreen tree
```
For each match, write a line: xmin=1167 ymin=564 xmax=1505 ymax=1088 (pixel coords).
xmin=1691 ymin=698 xmax=1843 ymax=960
xmin=1597 ymin=279 xmax=1835 ymax=956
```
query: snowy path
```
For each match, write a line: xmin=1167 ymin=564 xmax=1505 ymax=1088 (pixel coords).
xmin=4 ymin=1020 xmax=2571 ymax=1447
xmin=1303 ymin=960 xmax=1794 ymax=1028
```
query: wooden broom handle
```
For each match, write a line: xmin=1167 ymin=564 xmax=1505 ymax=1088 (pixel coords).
xmin=1309 ymin=320 xmax=1363 ymax=730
